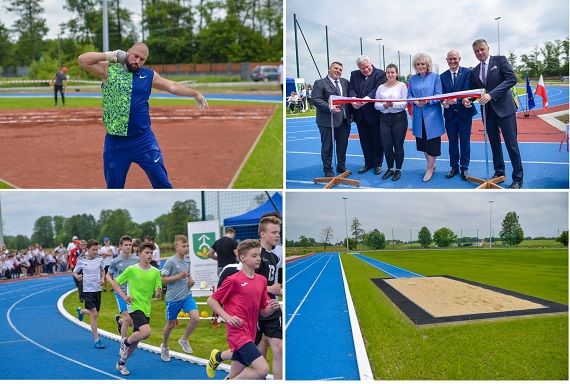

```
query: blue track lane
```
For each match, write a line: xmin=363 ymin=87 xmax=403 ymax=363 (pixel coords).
xmin=352 ymin=254 xmax=423 ymax=278
xmin=285 ymin=253 xmax=360 ymax=380
xmin=0 ymin=274 xmax=227 ymax=380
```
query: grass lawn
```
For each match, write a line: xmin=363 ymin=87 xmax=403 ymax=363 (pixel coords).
xmin=0 ymin=97 xmax=282 ymax=189
xmin=62 ymin=288 xmax=274 ymax=369
xmin=342 ymin=248 xmax=568 ymax=380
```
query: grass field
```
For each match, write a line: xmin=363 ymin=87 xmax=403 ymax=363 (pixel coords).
xmin=341 ymin=248 xmax=568 ymax=380
xmin=286 ymin=239 xmax=566 ymax=256
xmin=62 ymin=287 xmax=274 ymax=370
xmin=0 ymin=97 xmax=282 ymax=189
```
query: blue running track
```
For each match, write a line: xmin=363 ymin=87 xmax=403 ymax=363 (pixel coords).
xmin=351 ymin=254 xmax=423 ymax=278
xmin=287 ymin=86 xmax=569 ymax=189
xmin=285 ymin=253 xmax=372 ymax=380
xmin=0 ymin=274 xmax=229 ymax=380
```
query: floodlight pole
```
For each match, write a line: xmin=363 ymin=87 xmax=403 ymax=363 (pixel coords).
xmin=495 ymin=17 xmax=501 ymax=55
xmin=343 ymin=197 xmax=349 ymax=252
xmin=375 ymin=38 xmax=383 ymax=69
xmin=489 ymin=200 xmax=494 ymax=248
xmin=102 ymin=0 xmax=110 ymax=51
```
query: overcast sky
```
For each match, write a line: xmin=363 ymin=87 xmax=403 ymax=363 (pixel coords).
xmin=286 ymin=0 xmax=569 ymax=84
xmin=285 ymin=191 xmax=569 ymax=242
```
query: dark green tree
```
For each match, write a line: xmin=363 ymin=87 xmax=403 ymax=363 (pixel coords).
xmin=99 ymin=209 xmax=137 ymax=244
xmin=556 ymin=230 xmax=568 ymax=246
xmin=31 ymin=215 xmax=54 ymax=247
xmin=0 ymin=22 xmax=16 ymax=67
xmin=418 ymin=226 xmax=432 ymax=249
xmin=350 ymin=217 xmax=364 ymax=247
xmin=364 ymin=229 xmax=386 ymax=250
xmin=298 ymin=235 xmax=310 ymax=248
xmin=5 ymin=0 xmax=49 ymax=63
xmin=138 ymin=221 xmax=157 ymax=241
xmin=66 ymin=213 xmax=98 ymax=241
xmin=499 ymin=211 xmax=524 ymax=247
xmin=165 ymin=200 xmax=200 ymax=242
xmin=433 ymin=227 xmax=457 ymax=249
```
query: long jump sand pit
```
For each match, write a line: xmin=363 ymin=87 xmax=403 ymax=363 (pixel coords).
xmin=0 ymin=105 xmax=276 ymax=189
xmin=372 ymin=275 xmax=568 ymax=325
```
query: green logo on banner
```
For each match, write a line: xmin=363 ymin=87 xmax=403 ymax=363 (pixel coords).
xmin=193 ymin=232 xmax=215 ymax=260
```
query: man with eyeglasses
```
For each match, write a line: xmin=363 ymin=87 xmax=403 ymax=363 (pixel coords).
xmin=440 ymin=50 xmax=477 ymax=181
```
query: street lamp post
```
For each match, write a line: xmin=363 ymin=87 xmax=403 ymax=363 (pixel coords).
xmin=343 ymin=197 xmax=349 ymax=252
xmin=489 ymin=201 xmax=494 ymax=249
xmin=495 ymin=17 xmax=501 ymax=55
xmin=375 ymin=38 xmax=384 ymax=69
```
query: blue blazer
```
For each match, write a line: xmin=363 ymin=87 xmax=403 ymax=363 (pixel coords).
xmin=348 ymin=66 xmax=386 ymax=125
xmin=408 ymin=72 xmax=445 ymax=140
xmin=440 ymin=66 xmax=478 ymax=120
xmin=471 ymin=55 xmax=517 ymax=118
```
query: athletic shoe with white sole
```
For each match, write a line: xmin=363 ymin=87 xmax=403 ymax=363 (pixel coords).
xmin=76 ymin=307 xmax=84 ymax=321
xmin=178 ymin=339 xmax=193 ymax=354
xmin=160 ymin=343 xmax=171 ymax=362
xmin=116 ymin=362 xmax=130 ymax=376
xmin=207 ymin=349 xmax=220 ymax=378
xmin=119 ymin=338 xmax=129 ymax=359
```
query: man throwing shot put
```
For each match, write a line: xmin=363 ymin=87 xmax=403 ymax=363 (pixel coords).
xmin=78 ymin=43 xmax=208 ymax=189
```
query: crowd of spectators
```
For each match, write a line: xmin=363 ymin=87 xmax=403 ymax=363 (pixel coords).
xmin=0 ymin=236 xmax=128 ymax=280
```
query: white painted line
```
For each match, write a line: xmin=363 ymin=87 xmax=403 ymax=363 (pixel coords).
xmin=7 ymin=286 xmax=126 ymax=380
xmin=339 ymin=254 xmax=374 ymax=380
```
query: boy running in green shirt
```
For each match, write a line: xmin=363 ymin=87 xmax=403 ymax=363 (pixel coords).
xmin=109 ymin=241 xmax=162 ymax=376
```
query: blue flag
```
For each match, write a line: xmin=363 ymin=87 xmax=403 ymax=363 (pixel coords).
xmin=526 ymin=74 xmax=535 ymax=110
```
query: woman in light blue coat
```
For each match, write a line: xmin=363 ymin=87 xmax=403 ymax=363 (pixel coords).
xmin=408 ymin=52 xmax=445 ymax=181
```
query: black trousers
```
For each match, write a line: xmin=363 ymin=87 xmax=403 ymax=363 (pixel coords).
xmin=356 ymin=119 xmax=383 ymax=167
xmin=319 ymin=119 xmax=351 ymax=173
xmin=484 ymin=104 xmax=523 ymax=182
xmin=379 ymin=111 xmax=408 ymax=170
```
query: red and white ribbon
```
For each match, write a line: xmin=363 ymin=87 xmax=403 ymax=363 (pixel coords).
xmin=328 ymin=89 xmax=484 ymax=109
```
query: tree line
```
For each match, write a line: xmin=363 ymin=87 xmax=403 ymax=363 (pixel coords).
xmin=507 ymin=37 xmax=569 ymax=78
xmin=3 ymin=199 xmax=200 ymax=250
xmin=0 ymin=0 xmax=282 ymax=70
xmin=287 ymin=212 xmax=569 ymax=250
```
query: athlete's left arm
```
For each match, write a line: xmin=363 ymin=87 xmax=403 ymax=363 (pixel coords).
xmin=152 ymin=71 xmax=209 ymax=110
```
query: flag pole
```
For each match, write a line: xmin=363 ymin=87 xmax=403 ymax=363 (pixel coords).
xmin=466 ymin=90 xmax=505 ymax=189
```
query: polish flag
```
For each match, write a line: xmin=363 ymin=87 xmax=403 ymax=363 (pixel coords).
xmin=535 ymin=75 xmax=548 ymax=111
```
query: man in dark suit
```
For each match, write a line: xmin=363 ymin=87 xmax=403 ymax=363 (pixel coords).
xmin=441 ymin=50 xmax=477 ymax=181
xmin=348 ymin=55 xmax=387 ymax=175
xmin=312 ymin=61 xmax=352 ymax=177
xmin=464 ymin=39 xmax=523 ymax=189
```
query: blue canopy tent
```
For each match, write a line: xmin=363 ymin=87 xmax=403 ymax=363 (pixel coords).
xmin=223 ymin=192 xmax=282 ymax=241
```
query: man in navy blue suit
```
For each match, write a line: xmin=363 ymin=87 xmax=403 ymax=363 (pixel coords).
xmin=348 ymin=55 xmax=387 ymax=175
xmin=464 ymin=39 xmax=523 ymax=189
xmin=441 ymin=50 xmax=477 ymax=181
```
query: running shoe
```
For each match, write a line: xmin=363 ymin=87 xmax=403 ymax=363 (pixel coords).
xmin=116 ymin=362 xmax=130 ymax=376
xmin=94 ymin=339 xmax=105 ymax=349
xmin=178 ymin=338 xmax=193 ymax=354
xmin=76 ymin=307 xmax=84 ymax=321
xmin=207 ymin=349 xmax=220 ymax=378
xmin=119 ymin=338 xmax=129 ymax=359
xmin=115 ymin=314 xmax=122 ymax=334
xmin=160 ymin=343 xmax=171 ymax=362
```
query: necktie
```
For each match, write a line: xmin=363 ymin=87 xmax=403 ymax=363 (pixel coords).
xmin=334 ymin=80 xmax=345 ymax=118
xmin=452 ymin=72 xmax=456 ymax=86
xmin=481 ymin=62 xmax=486 ymax=85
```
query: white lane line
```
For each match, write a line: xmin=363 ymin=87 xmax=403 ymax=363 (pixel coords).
xmin=6 ymin=285 xmax=125 ymax=380
xmin=285 ymin=253 xmax=334 ymax=330
xmin=339 ymin=254 xmax=374 ymax=380
xmin=286 ymin=254 xmax=328 ymax=283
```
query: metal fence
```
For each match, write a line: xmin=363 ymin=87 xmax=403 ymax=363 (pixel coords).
xmin=288 ymin=14 xmax=439 ymax=85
